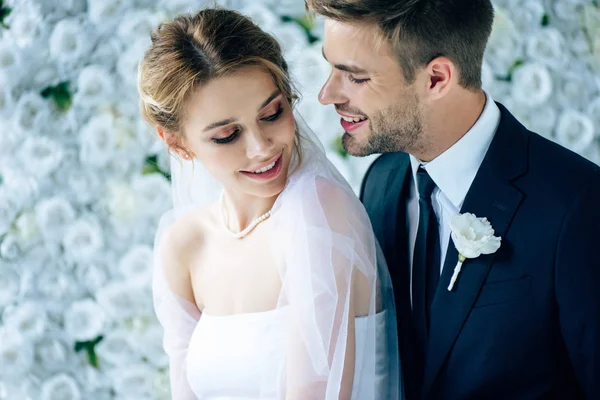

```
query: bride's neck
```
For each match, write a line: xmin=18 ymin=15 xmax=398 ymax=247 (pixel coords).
xmin=221 ymin=190 xmax=278 ymax=232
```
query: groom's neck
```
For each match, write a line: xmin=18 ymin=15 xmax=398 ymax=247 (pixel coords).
xmin=414 ymin=89 xmax=486 ymax=162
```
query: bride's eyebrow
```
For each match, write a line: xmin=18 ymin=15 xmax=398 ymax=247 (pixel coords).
xmin=258 ymin=90 xmax=282 ymax=111
xmin=202 ymin=90 xmax=283 ymax=132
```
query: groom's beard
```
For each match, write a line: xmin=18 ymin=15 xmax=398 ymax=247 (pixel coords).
xmin=342 ymin=97 xmax=423 ymax=157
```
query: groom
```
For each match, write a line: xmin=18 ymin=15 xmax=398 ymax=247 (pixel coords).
xmin=307 ymin=0 xmax=600 ymax=399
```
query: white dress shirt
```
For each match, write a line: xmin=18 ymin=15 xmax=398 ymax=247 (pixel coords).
xmin=407 ymin=92 xmax=501 ymax=300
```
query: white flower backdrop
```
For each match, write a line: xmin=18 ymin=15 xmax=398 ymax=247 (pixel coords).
xmin=0 ymin=0 xmax=598 ymax=398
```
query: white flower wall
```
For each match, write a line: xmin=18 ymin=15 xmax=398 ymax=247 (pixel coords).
xmin=0 ymin=0 xmax=598 ymax=398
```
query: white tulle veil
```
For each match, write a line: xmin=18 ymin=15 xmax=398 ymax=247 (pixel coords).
xmin=152 ymin=113 xmax=402 ymax=399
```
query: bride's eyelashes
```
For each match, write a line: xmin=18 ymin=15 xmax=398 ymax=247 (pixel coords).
xmin=348 ymin=75 xmax=370 ymax=84
xmin=211 ymin=105 xmax=285 ymax=145
xmin=213 ymin=128 xmax=240 ymax=144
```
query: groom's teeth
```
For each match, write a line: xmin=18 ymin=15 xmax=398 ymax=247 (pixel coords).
xmin=253 ymin=160 xmax=276 ymax=174
xmin=341 ymin=116 xmax=367 ymax=123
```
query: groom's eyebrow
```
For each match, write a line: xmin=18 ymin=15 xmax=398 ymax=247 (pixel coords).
xmin=322 ymin=47 xmax=368 ymax=74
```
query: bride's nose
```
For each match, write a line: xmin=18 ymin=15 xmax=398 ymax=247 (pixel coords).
xmin=245 ymin=128 xmax=273 ymax=159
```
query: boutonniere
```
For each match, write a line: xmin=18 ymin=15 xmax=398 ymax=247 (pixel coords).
xmin=447 ymin=213 xmax=502 ymax=291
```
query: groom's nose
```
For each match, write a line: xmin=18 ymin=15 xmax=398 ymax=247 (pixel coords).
xmin=319 ymin=73 xmax=346 ymax=105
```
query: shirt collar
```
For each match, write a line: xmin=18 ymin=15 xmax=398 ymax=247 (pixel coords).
xmin=409 ymin=91 xmax=500 ymax=208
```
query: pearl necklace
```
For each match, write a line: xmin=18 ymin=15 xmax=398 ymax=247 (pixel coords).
xmin=220 ymin=195 xmax=272 ymax=239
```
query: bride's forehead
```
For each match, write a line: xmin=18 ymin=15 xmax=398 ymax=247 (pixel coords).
xmin=188 ymin=68 xmax=278 ymax=112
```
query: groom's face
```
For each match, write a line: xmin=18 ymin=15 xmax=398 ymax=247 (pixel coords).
xmin=319 ymin=20 xmax=424 ymax=156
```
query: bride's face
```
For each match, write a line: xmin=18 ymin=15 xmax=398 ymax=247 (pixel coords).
xmin=181 ymin=66 xmax=296 ymax=199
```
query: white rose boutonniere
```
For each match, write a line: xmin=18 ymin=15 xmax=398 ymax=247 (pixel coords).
xmin=448 ymin=213 xmax=502 ymax=291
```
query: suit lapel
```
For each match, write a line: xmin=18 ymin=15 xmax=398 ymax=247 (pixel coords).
xmin=422 ymin=104 xmax=529 ymax=397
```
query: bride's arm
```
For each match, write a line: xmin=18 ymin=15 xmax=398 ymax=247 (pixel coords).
xmin=153 ymin=217 xmax=202 ymax=400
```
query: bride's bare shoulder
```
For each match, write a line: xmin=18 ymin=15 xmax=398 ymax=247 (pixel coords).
xmin=157 ymin=206 xmax=215 ymax=301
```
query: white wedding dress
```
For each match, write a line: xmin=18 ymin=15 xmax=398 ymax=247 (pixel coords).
xmin=153 ymin=116 xmax=401 ymax=400
xmin=186 ymin=307 xmax=389 ymax=399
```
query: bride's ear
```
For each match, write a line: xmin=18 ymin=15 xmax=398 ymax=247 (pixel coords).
xmin=156 ymin=126 xmax=195 ymax=160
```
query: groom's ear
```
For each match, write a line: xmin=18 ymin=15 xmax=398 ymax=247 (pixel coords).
xmin=424 ymin=56 xmax=455 ymax=99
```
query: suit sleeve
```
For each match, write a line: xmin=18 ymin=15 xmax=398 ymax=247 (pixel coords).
xmin=555 ymin=171 xmax=600 ymax=398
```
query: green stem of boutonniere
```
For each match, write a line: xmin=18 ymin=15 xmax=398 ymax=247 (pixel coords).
xmin=448 ymin=254 xmax=467 ymax=291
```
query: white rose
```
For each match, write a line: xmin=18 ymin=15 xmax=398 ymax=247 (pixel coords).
xmin=555 ymin=110 xmax=596 ymax=153
xmin=0 ymin=234 xmax=21 ymax=261
xmin=587 ymin=96 xmax=600 ymax=128
xmin=105 ymin=180 xmax=140 ymax=223
xmin=132 ymin=174 xmax=172 ymax=217
xmin=450 ymin=213 xmax=502 ymax=259
xmin=3 ymin=301 xmax=47 ymax=341
xmin=526 ymin=28 xmax=566 ymax=69
xmin=485 ymin=6 xmax=521 ymax=76
xmin=521 ymin=106 xmax=558 ymax=139
xmin=35 ymin=197 xmax=77 ymax=242
xmin=66 ymin=169 xmax=102 ymax=205
xmin=75 ymin=65 xmax=114 ymax=107
xmin=62 ymin=218 xmax=104 ymax=262
xmin=14 ymin=209 xmax=40 ymax=243
xmin=0 ymin=76 xmax=14 ymax=118
xmin=0 ymin=191 xmax=20 ymax=236
xmin=117 ymin=10 xmax=165 ymax=43
xmin=63 ymin=298 xmax=106 ymax=342
xmin=552 ymin=0 xmax=587 ymax=23
xmin=290 ymin=44 xmax=330 ymax=98
xmin=117 ymin=38 xmax=151 ymax=88
xmin=49 ymin=18 xmax=90 ymax=63
xmin=5 ymin=1 xmax=44 ymax=48
xmin=0 ymin=266 xmax=20 ymax=308
xmin=75 ymin=263 xmax=110 ymax=293
xmin=35 ymin=269 xmax=78 ymax=302
xmin=18 ymin=136 xmax=64 ymax=179
xmin=95 ymin=329 xmax=141 ymax=366
xmin=0 ymin=330 xmax=35 ymax=379
xmin=88 ymin=0 xmax=132 ymax=26
xmin=13 ymin=92 xmax=51 ymax=135
xmin=159 ymin=0 xmax=211 ymax=15
xmin=0 ymin=42 xmax=22 ymax=78
xmin=240 ymin=3 xmax=279 ymax=33
xmin=507 ymin=0 xmax=545 ymax=34
xmin=118 ymin=245 xmax=153 ymax=284
xmin=271 ymin=23 xmax=307 ymax=63
xmin=111 ymin=364 xmax=155 ymax=398
xmin=40 ymin=373 xmax=81 ymax=400
xmin=79 ymin=114 xmax=117 ymax=167
xmin=510 ymin=63 xmax=553 ymax=108
xmin=35 ymin=336 xmax=71 ymax=372
xmin=96 ymin=281 xmax=143 ymax=321
xmin=129 ymin=323 xmax=169 ymax=368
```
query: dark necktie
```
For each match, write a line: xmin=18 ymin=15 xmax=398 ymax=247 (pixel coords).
xmin=412 ymin=167 xmax=441 ymax=358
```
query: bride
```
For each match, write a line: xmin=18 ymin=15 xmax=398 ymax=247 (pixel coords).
xmin=138 ymin=8 xmax=401 ymax=400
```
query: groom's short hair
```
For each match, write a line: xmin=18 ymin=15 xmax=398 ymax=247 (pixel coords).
xmin=305 ymin=0 xmax=494 ymax=90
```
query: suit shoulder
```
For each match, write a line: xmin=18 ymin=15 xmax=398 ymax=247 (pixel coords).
xmin=527 ymin=131 xmax=600 ymax=186
xmin=360 ymin=152 xmax=410 ymax=200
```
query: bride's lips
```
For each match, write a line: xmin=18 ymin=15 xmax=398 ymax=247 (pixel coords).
xmin=338 ymin=112 xmax=369 ymax=133
xmin=240 ymin=153 xmax=283 ymax=182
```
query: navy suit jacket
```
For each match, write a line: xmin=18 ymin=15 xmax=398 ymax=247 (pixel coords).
xmin=360 ymin=103 xmax=600 ymax=399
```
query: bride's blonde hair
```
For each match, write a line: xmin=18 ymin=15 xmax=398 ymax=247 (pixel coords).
xmin=138 ymin=8 xmax=301 ymax=159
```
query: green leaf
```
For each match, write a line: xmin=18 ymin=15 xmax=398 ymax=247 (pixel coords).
xmin=281 ymin=14 xmax=320 ymax=44
xmin=142 ymin=154 xmax=171 ymax=181
xmin=74 ymin=335 xmax=104 ymax=369
xmin=0 ymin=174 xmax=3 ymax=186
xmin=594 ymin=0 xmax=599 ymax=8
xmin=334 ymin=135 xmax=348 ymax=159
xmin=40 ymin=81 xmax=73 ymax=112
xmin=495 ymin=59 xmax=524 ymax=82
xmin=0 ymin=1 xmax=11 ymax=30
xmin=541 ymin=13 xmax=550 ymax=27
